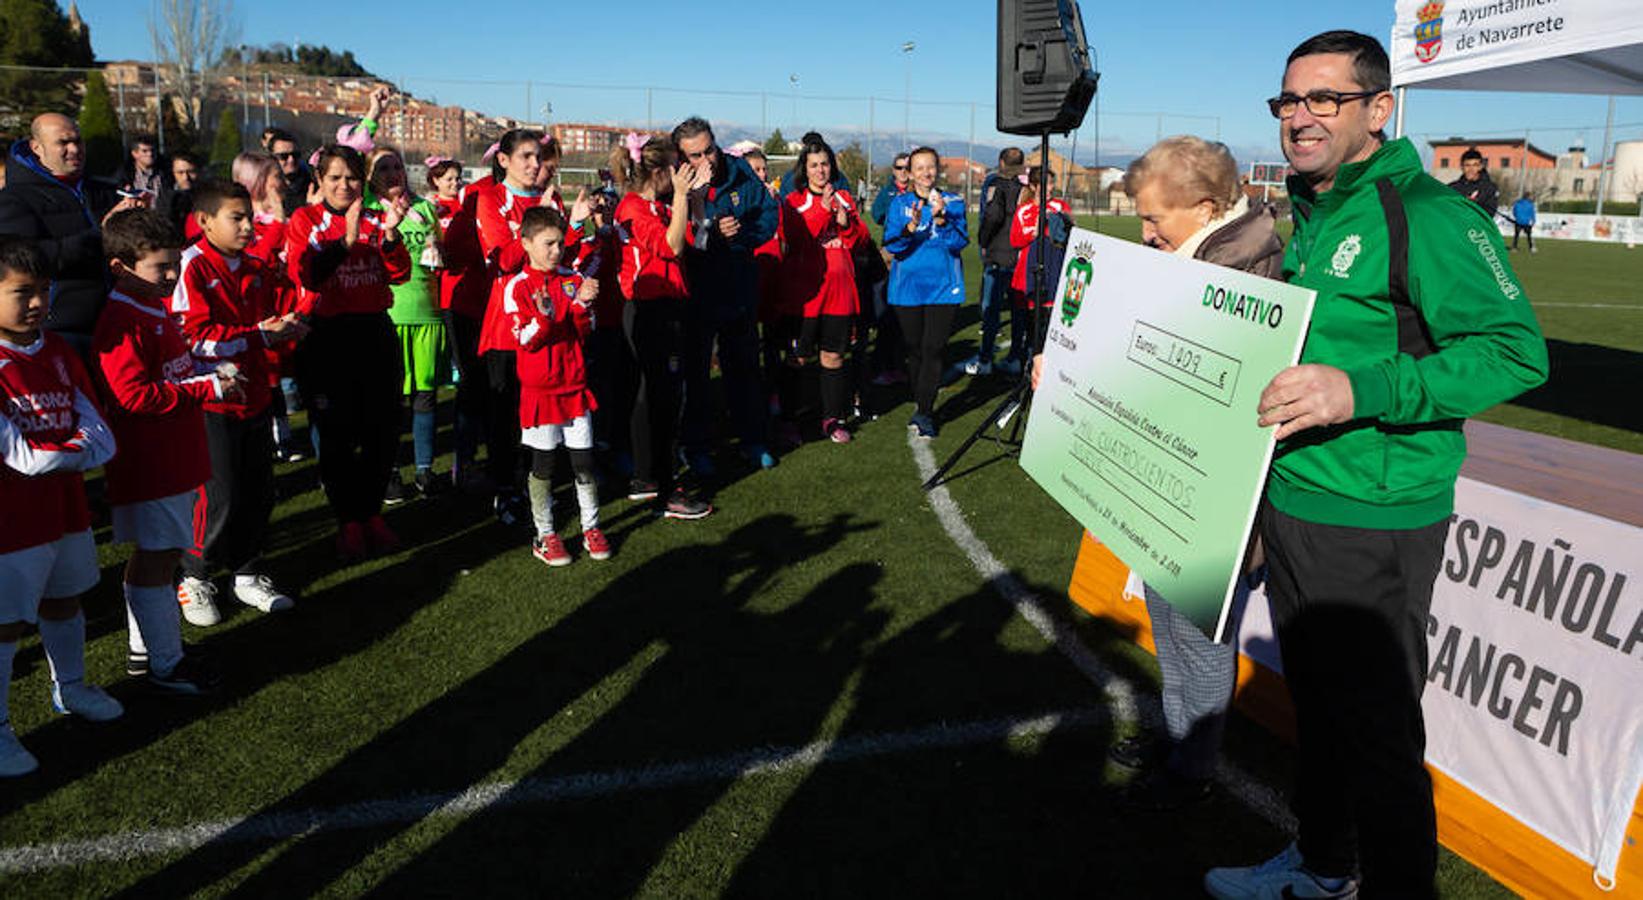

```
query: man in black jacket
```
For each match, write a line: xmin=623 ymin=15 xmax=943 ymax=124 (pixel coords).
xmin=962 ymin=147 xmax=1025 ymax=376
xmin=0 ymin=114 xmax=130 ymax=355
xmin=1447 ymin=146 xmax=1498 ymax=217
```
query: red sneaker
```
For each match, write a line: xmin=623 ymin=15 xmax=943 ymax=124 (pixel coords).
xmin=365 ymin=515 xmax=400 ymax=554
xmin=532 ymin=534 xmax=571 ymax=567
xmin=337 ymin=521 xmax=368 ymax=561
xmin=583 ymin=528 xmax=612 ymax=561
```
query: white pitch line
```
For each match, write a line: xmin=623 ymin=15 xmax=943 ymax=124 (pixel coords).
xmin=1533 ymin=302 xmax=1643 ymax=309
xmin=907 ymin=431 xmax=1295 ymax=833
xmin=0 ymin=709 xmax=1106 ymax=875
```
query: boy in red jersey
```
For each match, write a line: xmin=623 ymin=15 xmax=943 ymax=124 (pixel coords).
xmin=0 ymin=238 xmax=123 ymax=777
xmin=171 ymin=182 xmax=308 ymax=619
xmin=93 ymin=210 xmax=234 ymax=692
xmin=506 ymin=207 xmax=608 ymax=565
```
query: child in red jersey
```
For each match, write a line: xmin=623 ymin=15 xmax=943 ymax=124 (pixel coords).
xmin=429 ymin=158 xmax=490 ymax=488
xmin=1005 ymin=167 xmax=1071 ymax=372
xmin=506 ymin=207 xmax=606 ymax=565
xmin=782 ymin=136 xmax=867 ymax=444
xmin=286 ymin=144 xmax=412 ymax=559
xmin=171 ymin=182 xmax=306 ymax=618
xmin=609 ymin=137 xmax=712 ymax=520
xmin=94 ymin=210 xmax=234 ymax=693
xmin=0 ymin=238 xmax=123 ymax=777
xmin=234 ymin=150 xmax=306 ymax=463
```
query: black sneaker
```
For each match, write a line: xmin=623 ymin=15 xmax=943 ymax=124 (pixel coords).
xmin=662 ymin=488 xmax=713 ymax=520
xmin=127 ymin=650 xmax=149 ymax=677
xmin=384 ymin=475 xmax=410 ymax=506
xmin=414 ymin=469 xmax=451 ymax=498
xmin=148 ymin=655 xmax=221 ymax=695
xmin=1108 ymin=733 xmax=1167 ymax=771
xmin=627 ymin=478 xmax=659 ymax=502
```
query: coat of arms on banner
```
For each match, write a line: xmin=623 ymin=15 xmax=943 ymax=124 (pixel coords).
xmin=1415 ymin=0 xmax=1445 ymax=64
xmin=1059 ymin=240 xmax=1094 ymax=327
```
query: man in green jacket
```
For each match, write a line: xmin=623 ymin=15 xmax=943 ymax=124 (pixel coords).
xmin=1205 ymin=31 xmax=1548 ymax=900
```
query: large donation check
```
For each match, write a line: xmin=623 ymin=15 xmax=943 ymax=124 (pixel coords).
xmin=1021 ymin=230 xmax=1316 ymax=638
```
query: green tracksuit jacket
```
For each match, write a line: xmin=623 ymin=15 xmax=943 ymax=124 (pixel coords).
xmin=1268 ymin=138 xmax=1548 ymax=529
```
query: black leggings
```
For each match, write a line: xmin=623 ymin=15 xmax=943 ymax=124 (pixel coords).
xmin=626 ymin=298 xmax=687 ymax=491
xmin=894 ymin=304 xmax=958 ymax=418
xmin=484 ymin=350 xmax=523 ymax=491
xmin=296 ymin=313 xmax=403 ymax=524
xmin=445 ymin=311 xmax=486 ymax=468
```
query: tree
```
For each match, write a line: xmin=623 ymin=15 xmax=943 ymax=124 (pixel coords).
xmin=149 ymin=0 xmax=238 ymax=133
xmin=836 ymin=141 xmax=869 ymax=192
xmin=0 ymin=0 xmax=97 ymax=127
xmin=209 ymin=105 xmax=240 ymax=175
xmin=762 ymin=128 xmax=788 ymax=158
xmin=77 ymin=70 xmax=124 ymax=179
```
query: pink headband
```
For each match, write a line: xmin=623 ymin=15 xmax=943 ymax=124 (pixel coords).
xmin=623 ymin=132 xmax=647 ymax=164
xmin=425 ymin=156 xmax=454 ymax=169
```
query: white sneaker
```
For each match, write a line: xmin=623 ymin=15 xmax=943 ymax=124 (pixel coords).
xmin=1204 ymin=844 xmax=1359 ymax=899
xmin=962 ymin=356 xmax=993 ymax=376
xmin=51 ymin=682 xmax=125 ymax=722
xmin=0 ymin=723 xmax=39 ymax=777
xmin=177 ymin=576 xmax=222 ymax=627
xmin=233 ymin=574 xmax=295 ymax=612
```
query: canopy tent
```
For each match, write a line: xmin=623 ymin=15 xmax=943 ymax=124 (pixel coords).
xmin=1391 ymin=0 xmax=1643 ymax=217
xmin=1390 ymin=0 xmax=1643 ymax=96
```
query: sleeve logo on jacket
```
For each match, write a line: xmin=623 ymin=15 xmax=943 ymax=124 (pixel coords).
xmin=1329 ymin=234 xmax=1363 ymax=279
xmin=1467 ymin=228 xmax=1523 ymax=300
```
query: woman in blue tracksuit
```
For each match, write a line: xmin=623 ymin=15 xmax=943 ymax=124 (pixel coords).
xmin=883 ymin=146 xmax=967 ymax=438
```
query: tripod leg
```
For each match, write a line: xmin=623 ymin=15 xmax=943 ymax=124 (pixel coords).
xmin=923 ymin=376 xmax=1031 ymax=491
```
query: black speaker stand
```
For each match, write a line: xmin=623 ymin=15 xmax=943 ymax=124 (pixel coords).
xmin=924 ymin=130 xmax=1056 ymax=491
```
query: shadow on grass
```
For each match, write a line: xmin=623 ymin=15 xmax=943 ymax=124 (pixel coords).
xmin=113 ymin=512 xmax=877 ymax=898
xmin=0 ymin=495 xmax=508 ymax=816
xmin=1509 ymin=338 xmax=1643 ymax=435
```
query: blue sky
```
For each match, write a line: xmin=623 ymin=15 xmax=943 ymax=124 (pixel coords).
xmin=74 ymin=0 xmax=1642 ymax=166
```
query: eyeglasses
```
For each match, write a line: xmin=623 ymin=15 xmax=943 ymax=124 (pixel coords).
xmin=893 ymin=164 xmax=908 ymax=171
xmin=1266 ymin=90 xmax=1380 ymax=119
xmin=683 ymin=144 xmax=717 ymax=161
xmin=272 ymin=151 xmax=296 ymax=161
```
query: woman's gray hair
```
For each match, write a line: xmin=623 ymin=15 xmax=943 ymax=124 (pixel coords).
xmin=1123 ymin=135 xmax=1241 ymax=216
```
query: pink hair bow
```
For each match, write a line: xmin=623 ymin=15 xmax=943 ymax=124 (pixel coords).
xmin=425 ymin=156 xmax=453 ymax=169
xmin=480 ymin=142 xmax=501 ymax=163
xmin=623 ymin=132 xmax=647 ymax=163
xmin=724 ymin=145 xmax=747 ymax=158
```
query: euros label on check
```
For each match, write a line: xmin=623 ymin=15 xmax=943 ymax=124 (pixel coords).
xmin=1021 ymin=230 xmax=1316 ymax=638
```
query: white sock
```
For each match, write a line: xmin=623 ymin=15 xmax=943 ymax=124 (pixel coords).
xmin=576 ymin=480 xmax=600 ymax=532
xmin=125 ymin=601 xmax=147 ymax=655
xmin=39 ymin=611 xmax=87 ymax=687
xmin=528 ymin=474 xmax=554 ymax=537
xmin=0 ymin=641 xmax=14 ymax=726
xmin=126 ymin=583 xmax=183 ymax=675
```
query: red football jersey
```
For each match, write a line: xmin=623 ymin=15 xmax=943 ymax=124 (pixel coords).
xmin=285 ymin=202 xmax=413 ymax=318
xmin=170 ymin=240 xmax=273 ymax=418
xmin=0 ymin=333 xmax=97 ymax=554
xmin=92 ymin=291 xmax=215 ymax=505
xmin=782 ymin=188 xmax=866 ymax=318
xmin=614 ymin=193 xmax=688 ymax=302
xmin=504 ymin=266 xmax=596 ymax=427
xmin=1010 ymin=196 xmax=1070 ymax=299
xmin=434 ymin=194 xmax=490 ymax=319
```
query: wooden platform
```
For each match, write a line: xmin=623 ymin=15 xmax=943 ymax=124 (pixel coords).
xmin=1462 ymin=420 xmax=1643 ymax=528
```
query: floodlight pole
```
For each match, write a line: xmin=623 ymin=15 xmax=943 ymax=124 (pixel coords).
xmin=1394 ymin=86 xmax=1407 ymax=139
xmin=1596 ymin=95 xmax=1616 ymax=217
